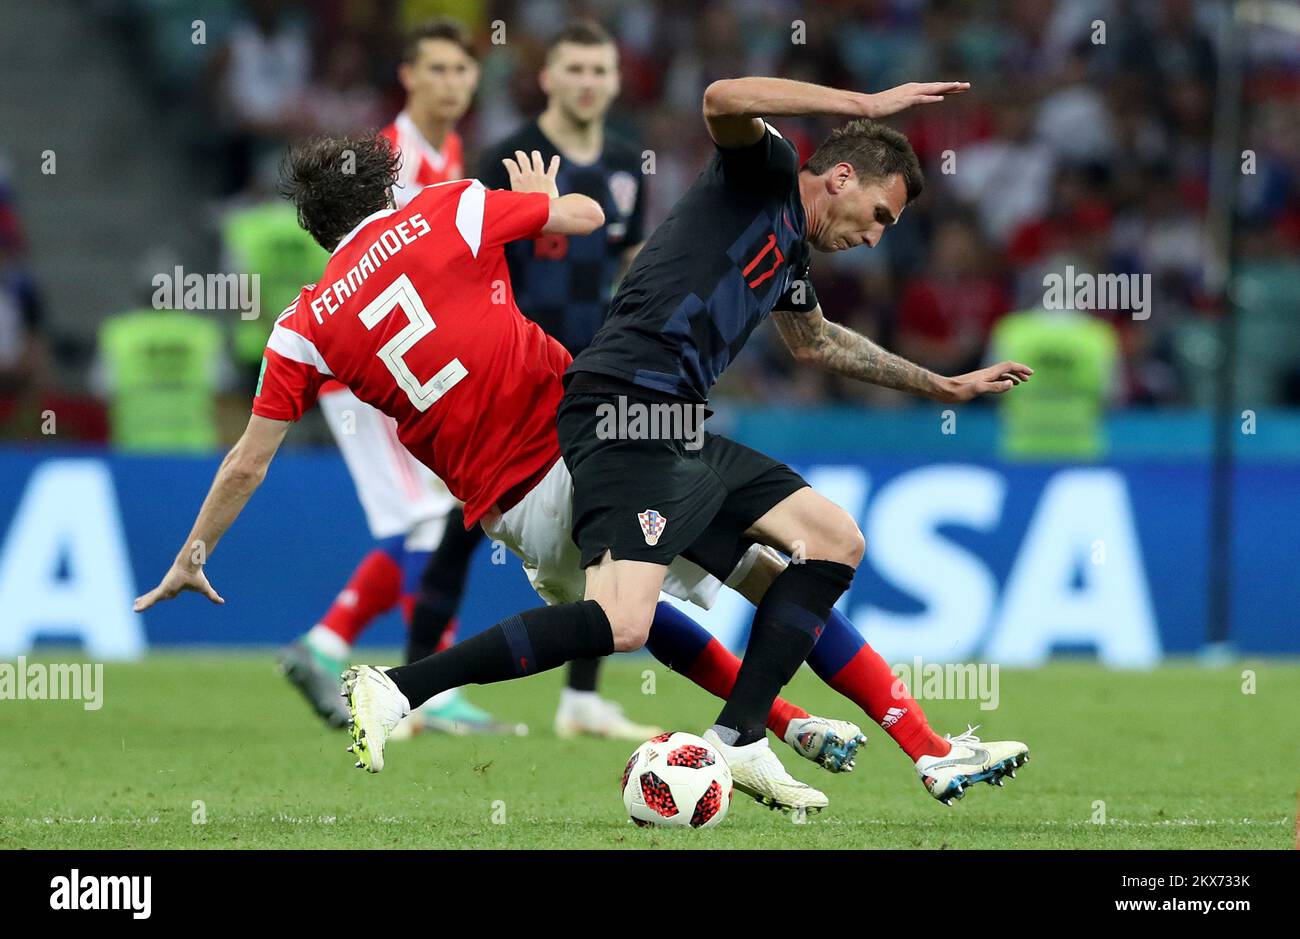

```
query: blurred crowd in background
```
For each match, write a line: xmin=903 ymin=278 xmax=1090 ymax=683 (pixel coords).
xmin=1 ymin=0 xmax=1298 ymax=446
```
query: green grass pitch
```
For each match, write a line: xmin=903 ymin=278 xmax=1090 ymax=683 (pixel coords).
xmin=4 ymin=653 xmax=1297 ymax=849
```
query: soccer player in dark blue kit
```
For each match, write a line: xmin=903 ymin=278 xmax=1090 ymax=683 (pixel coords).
xmin=356 ymin=74 xmax=1034 ymax=812
xmin=553 ymin=75 xmax=1035 ymax=810
xmin=481 ymin=22 xmax=647 ymax=358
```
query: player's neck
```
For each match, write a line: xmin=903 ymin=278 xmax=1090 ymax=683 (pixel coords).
xmin=538 ymin=106 xmax=603 ymax=165
xmin=797 ymin=172 xmax=824 ymax=242
xmin=408 ymin=109 xmax=455 ymax=152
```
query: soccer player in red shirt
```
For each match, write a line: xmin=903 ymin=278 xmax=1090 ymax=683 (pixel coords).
xmin=135 ymin=135 xmax=871 ymax=803
xmin=305 ymin=20 xmax=660 ymax=743
xmin=293 ymin=19 xmax=518 ymax=736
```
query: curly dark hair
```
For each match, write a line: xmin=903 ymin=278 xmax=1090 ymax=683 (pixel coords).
xmin=279 ymin=134 xmax=401 ymax=250
xmin=805 ymin=119 xmax=925 ymax=204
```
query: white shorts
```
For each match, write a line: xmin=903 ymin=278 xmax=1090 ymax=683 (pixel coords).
xmin=319 ymin=387 xmax=457 ymax=549
xmin=482 ymin=457 xmax=762 ymax=609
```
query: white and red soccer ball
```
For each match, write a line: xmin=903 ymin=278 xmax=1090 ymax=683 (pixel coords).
xmin=620 ymin=732 xmax=732 ymax=829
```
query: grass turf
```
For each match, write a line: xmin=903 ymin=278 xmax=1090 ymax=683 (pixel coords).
xmin=3 ymin=652 xmax=1297 ymax=849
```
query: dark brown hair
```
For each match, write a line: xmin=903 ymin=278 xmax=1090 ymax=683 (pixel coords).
xmin=806 ymin=119 xmax=924 ymax=203
xmin=402 ymin=17 xmax=476 ymax=64
xmin=546 ymin=19 xmax=616 ymax=60
xmin=280 ymin=135 xmax=401 ymax=250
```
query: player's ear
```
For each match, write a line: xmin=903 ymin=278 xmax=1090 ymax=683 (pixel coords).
xmin=398 ymin=62 xmax=415 ymax=95
xmin=831 ymin=162 xmax=855 ymax=195
xmin=538 ymin=62 xmax=552 ymax=97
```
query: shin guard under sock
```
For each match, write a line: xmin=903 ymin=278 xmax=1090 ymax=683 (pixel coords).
xmin=385 ymin=600 xmax=614 ymax=708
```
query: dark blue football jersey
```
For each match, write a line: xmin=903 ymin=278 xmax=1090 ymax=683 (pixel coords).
xmin=567 ymin=124 xmax=812 ymax=403
xmin=479 ymin=121 xmax=646 ymax=355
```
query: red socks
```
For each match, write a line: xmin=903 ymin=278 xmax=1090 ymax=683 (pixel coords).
xmin=826 ymin=644 xmax=950 ymax=761
xmin=318 ymin=549 xmax=402 ymax=645
xmin=687 ymin=636 xmax=950 ymax=761
xmin=686 ymin=638 xmax=809 ymax=739
xmin=679 ymin=634 xmax=949 ymax=758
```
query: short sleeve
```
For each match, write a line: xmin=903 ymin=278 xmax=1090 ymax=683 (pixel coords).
xmin=252 ymin=331 xmax=329 ymax=422
xmin=717 ymin=123 xmax=800 ymax=189
xmin=481 ymin=187 xmax=550 ymax=248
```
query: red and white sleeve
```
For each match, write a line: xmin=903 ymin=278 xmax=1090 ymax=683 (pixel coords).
xmin=447 ymin=180 xmax=550 ymax=256
xmin=252 ymin=326 xmax=330 ymax=422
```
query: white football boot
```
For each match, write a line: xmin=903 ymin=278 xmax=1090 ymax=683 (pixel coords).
xmin=342 ymin=665 xmax=410 ymax=774
xmin=784 ymin=716 xmax=867 ymax=774
xmin=915 ymin=725 xmax=1029 ymax=806
xmin=554 ymin=691 xmax=663 ymax=741
xmin=703 ymin=728 xmax=829 ymax=821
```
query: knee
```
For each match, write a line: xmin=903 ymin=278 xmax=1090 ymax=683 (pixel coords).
xmin=599 ymin=601 xmax=654 ymax=653
xmin=820 ymin=510 xmax=865 ymax=567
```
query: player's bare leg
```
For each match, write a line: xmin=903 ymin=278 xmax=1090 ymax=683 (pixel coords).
xmin=580 ymin=552 xmax=667 ymax=650
xmin=551 ymin=557 xmax=663 ymax=738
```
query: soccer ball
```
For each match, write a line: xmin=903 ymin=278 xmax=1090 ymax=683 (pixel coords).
xmin=620 ymin=731 xmax=732 ymax=829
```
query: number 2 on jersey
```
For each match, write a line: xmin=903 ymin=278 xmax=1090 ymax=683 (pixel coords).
xmin=358 ymin=273 xmax=467 ymax=411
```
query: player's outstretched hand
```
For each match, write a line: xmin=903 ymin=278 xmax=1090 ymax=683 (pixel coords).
xmin=938 ymin=361 xmax=1033 ymax=403
xmin=865 ymin=81 xmax=970 ymax=119
xmin=503 ymin=149 xmax=561 ymax=198
xmin=133 ymin=564 xmax=224 ymax=612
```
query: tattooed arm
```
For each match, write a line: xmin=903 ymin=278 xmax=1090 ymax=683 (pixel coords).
xmin=771 ymin=304 xmax=1032 ymax=403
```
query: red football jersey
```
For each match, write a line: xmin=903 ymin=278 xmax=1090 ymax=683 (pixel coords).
xmin=253 ymin=180 xmax=570 ymax=526
xmin=380 ymin=112 xmax=465 ymax=210
xmin=320 ymin=117 xmax=465 ymax=400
